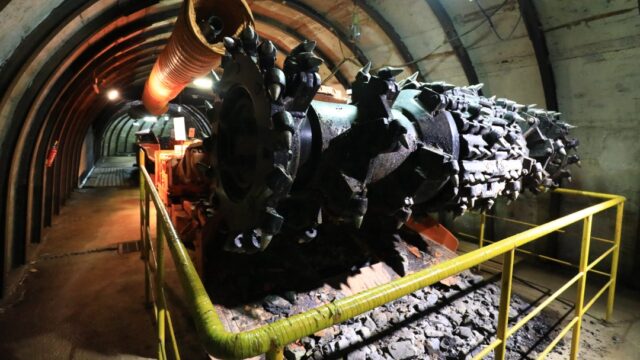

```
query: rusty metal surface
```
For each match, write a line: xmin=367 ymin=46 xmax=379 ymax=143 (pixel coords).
xmin=406 ymin=215 xmax=459 ymax=252
xmin=142 ymin=0 xmax=253 ymax=115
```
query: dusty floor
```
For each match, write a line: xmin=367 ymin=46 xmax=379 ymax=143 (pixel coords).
xmin=0 ymin=157 xmax=638 ymax=359
xmin=514 ymin=263 xmax=640 ymax=360
xmin=0 ymin=186 xmax=157 ymax=359
xmin=462 ymin=243 xmax=640 ymax=360
xmin=0 ymin=157 xmax=203 ymax=359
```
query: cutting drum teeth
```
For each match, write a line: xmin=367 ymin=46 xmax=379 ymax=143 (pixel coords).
xmin=204 ymin=29 xmax=577 ymax=252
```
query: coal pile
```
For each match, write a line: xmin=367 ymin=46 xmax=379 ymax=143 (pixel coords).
xmin=201 ymin=225 xmax=566 ymax=359
xmin=278 ymin=271 xmax=563 ymax=360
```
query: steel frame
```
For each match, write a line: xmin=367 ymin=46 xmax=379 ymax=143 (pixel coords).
xmin=357 ymin=1 xmax=421 ymax=77
xmin=283 ymin=0 xmax=369 ymax=67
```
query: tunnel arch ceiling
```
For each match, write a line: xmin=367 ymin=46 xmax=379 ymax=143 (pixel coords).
xmin=2 ymin=0 xmax=638 ymax=296
xmin=99 ymin=101 xmax=212 ymax=157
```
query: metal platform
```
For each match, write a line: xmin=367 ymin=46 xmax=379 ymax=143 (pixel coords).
xmin=83 ymin=157 xmax=136 ymax=188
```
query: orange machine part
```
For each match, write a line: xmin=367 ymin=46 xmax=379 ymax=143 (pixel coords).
xmin=142 ymin=0 xmax=254 ymax=115
xmin=405 ymin=215 xmax=459 ymax=252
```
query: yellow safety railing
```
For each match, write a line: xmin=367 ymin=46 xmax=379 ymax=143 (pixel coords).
xmin=138 ymin=150 xmax=625 ymax=360
xmin=461 ymin=188 xmax=625 ymax=359
xmin=139 ymin=154 xmax=181 ymax=360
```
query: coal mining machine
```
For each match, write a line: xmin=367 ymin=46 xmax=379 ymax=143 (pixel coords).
xmin=136 ymin=1 xmax=578 ymax=273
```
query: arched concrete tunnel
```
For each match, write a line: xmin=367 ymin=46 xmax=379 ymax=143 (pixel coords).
xmin=0 ymin=0 xmax=639 ymax=358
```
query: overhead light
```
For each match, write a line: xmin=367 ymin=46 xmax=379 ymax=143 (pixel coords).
xmin=192 ymin=77 xmax=213 ymax=89
xmin=143 ymin=116 xmax=158 ymax=122
xmin=106 ymin=89 xmax=120 ymax=101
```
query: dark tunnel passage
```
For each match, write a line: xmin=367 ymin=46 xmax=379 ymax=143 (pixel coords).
xmin=99 ymin=101 xmax=211 ymax=157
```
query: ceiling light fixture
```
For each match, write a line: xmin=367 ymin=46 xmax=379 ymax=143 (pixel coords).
xmin=106 ymin=89 xmax=120 ymax=101
xmin=192 ymin=77 xmax=214 ymax=89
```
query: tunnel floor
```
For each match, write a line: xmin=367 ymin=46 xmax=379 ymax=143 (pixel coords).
xmin=0 ymin=190 xmax=155 ymax=358
xmin=84 ymin=156 xmax=137 ymax=188
xmin=0 ymin=157 xmax=203 ymax=359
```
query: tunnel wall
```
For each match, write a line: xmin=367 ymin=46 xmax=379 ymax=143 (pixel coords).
xmin=99 ymin=103 xmax=213 ymax=157
xmin=436 ymin=0 xmax=640 ymax=288
xmin=537 ymin=0 xmax=640 ymax=285
xmin=0 ymin=0 xmax=161 ymax=298
xmin=78 ymin=126 xmax=96 ymax=186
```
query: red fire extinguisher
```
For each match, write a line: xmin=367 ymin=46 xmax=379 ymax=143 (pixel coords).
xmin=46 ymin=140 xmax=59 ymax=168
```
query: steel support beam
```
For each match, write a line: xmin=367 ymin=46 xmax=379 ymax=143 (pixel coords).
xmin=356 ymin=1 xmax=422 ymax=78
xmin=2 ymin=2 xmax=176 ymax=284
xmin=517 ymin=0 xmax=561 ymax=258
xmin=426 ymin=0 xmax=481 ymax=87
xmin=518 ymin=0 xmax=558 ymax=110
xmin=283 ymin=0 xmax=369 ymax=66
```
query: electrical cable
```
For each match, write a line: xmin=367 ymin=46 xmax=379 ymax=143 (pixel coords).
xmin=321 ymin=0 xmax=362 ymax=85
xmin=374 ymin=0 xmax=512 ymax=70
xmin=475 ymin=0 xmax=523 ymax=41
xmin=323 ymin=0 xmax=522 ymax=84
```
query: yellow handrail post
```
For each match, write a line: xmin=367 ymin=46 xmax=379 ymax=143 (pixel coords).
xmin=570 ymin=215 xmax=592 ymax=360
xmin=476 ymin=212 xmax=487 ymax=271
xmin=479 ymin=212 xmax=487 ymax=249
xmin=145 ymin=188 xmax=152 ymax=306
xmin=606 ymin=203 xmax=624 ymax=321
xmin=139 ymin=150 xmax=151 ymax=307
xmin=157 ymin=217 xmax=167 ymax=360
xmin=139 ymin=150 xmax=145 ymax=258
xmin=495 ymin=248 xmax=515 ymax=360
xmin=166 ymin=310 xmax=182 ymax=359
xmin=266 ymin=347 xmax=285 ymax=360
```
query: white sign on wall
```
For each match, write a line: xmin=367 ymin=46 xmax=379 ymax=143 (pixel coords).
xmin=173 ymin=117 xmax=186 ymax=141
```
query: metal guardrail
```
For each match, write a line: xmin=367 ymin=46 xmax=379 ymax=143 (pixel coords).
xmin=460 ymin=188 xmax=624 ymax=359
xmin=138 ymin=150 xmax=625 ymax=360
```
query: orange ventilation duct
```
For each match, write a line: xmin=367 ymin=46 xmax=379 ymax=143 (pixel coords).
xmin=142 ymin=0 xmax=254 ymax=115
